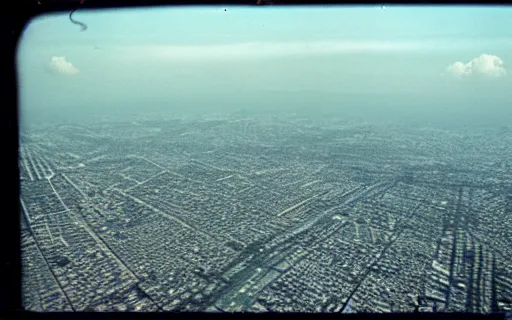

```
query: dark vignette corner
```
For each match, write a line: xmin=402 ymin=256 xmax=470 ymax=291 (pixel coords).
xmin=1 ymin=0 xmax=26 ymax=317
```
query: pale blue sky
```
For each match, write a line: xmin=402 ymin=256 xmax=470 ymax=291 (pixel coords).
xmin=16 ymin=6 xmax=512 ymax=125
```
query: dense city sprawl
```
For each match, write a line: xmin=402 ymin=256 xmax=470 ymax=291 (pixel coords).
xmin=20 ymin=114 xmax=512 ymax=312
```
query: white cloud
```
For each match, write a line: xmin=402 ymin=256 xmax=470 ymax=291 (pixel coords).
xmin=119 ymin=40 xmax=428 ymax=62
xmin=49 ymin=56 xmax=79 ymax=75
xmin=445 ymin=54 xmax=506 ymax=78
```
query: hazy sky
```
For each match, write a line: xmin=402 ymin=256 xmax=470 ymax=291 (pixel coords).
xmin=17 ymin=6 xmax=512 ymax=124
